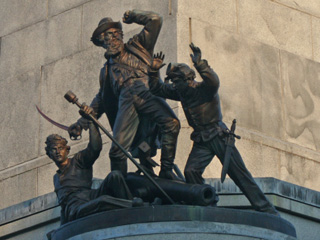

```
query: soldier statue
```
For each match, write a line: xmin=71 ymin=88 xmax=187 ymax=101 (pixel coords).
xmin=46 ymin=105 xmax=144 ymax=224
xmin=148 ymin=44 xmax=279 ymax=215
xmin=69 ymin=10 xmax=180 ymax=180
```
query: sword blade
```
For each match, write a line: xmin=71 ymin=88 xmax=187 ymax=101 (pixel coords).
xmin=36 ymin=105 xmax=69 ymax=131
xmin=221 ymin=144 xmax=233 ymax=183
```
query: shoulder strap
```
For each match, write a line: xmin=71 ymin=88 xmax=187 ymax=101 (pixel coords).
xmin=125 ymin=37 xmax=152 ymax=66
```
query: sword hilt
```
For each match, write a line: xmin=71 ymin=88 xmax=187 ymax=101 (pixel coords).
xmin=230 ymin=119 xmax=236 ymax=133
xmin=223 ymin=119 xmax=241 ymax=140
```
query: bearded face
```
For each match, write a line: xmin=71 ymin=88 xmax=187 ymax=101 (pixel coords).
xmin=99 ymin=28 xmax=124 ymax=57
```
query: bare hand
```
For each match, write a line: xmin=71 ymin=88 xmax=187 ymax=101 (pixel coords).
xmin=151 ymin=52 xmax=166 ymax=71
xmin=123 ymin=10 xmax=133 ymax=24
xmin=79 ymin=103 xmax=94 ymax=120
xmin=190 ymin=42 xmax=201 ymax=65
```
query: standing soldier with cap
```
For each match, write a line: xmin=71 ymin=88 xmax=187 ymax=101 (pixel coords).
xmin=69 ymin=10 xmax=180 ymax=180
xmin=148 ymin=44 xmax=279 ymax=215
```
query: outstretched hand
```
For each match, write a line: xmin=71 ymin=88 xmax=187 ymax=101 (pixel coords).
xmin=190 ymin=42 xmax=201 ymax=65
xmin=123 ymin=10 xmax=133 ymax=24
xmin=151 ymin=52 xmax=166 ymax=71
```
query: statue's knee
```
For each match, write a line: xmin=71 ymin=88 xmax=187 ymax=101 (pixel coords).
xmin=109 ymin=145 xmax=121 ymax=158
xmin=104 ymin=170 xmax=123 ymax=184
xmin=173 ymin=118 xmax=181 ymax=131
xmin=108 ymin=170 xmax=122 ymax=179
xmin=168 ymin=118 xmax=180 ymax=135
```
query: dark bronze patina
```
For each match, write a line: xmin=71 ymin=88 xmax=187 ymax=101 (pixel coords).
xmin=69 ymin=10 xmax=181 ymax=180
xmin=45 ymin=104 xmax=145 ymax=225
xmin=126 ymin=173 xmax=218 ymax=206
xmin=64 ymin=90 xmax=175 ymax=204
xmin=43 ymin=10 xmax=291 ymax=239
xmin=221 ymin=119 xmax=241 ymax=183
xmin=148 ymin=43 xmax=279 ymax=215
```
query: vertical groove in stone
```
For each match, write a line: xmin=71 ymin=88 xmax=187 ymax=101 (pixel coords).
xmin=36 ymin=167 xmax=39 ymax=196
xmin=189 ymin=17 xmax=192 ymax=43
xmin=38 ymin=65 xmax=44 ymax=157
xmin=235 ymin=0 xmax=239 ymax=34
xmin=278 ymin=50 xmax=285 ymax=142
xmin=46 ymin=0 xmax=49 ymax=19
xmin=80 ymin=4 xmax=84 ymax=50
xmin=310 ymin=16 xmax=314 ymax=60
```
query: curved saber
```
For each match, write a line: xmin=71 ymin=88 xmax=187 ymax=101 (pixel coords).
xmin=35 ymin=105 xmax=69 ymax=131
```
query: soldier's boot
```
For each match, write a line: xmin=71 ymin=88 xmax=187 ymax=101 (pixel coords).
xmin=159 ymin=126 xmax=181 ymax=180
xmin=159 ymin=160 xmax=181 ymax=181
xmin=136 ymin=143 xmax=158 ymax=177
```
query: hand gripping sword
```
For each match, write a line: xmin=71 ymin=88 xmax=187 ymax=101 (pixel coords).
xmin=64 ymin=90 xmax=175 ymax=204
xmin=36 ymin=105 xmax=82 ymax=140
xmin=220 ymin=119 xmax=241 ymax=183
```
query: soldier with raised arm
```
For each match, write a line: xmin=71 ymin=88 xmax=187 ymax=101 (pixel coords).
xmin=148 ymin=44 xmax=279 ymax=215
xmin=69 ymin=10 xmax=180 ymax=179
xmin=46 ymin=105 xmax=142 ymax=224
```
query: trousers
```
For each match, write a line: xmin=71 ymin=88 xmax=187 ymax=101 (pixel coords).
xmin=109 ymin=84 xmax=180 ymax=174
xmin=184 ymin=135 xmax=278 ymax=214
xmin=63 ymin=171 xmax=133 ymax=223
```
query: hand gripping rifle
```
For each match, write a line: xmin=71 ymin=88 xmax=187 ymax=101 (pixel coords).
xmin=64 ymin=90 xmax=175 ymax=204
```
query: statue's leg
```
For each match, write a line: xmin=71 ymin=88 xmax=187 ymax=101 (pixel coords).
xmin=109 ymin=91 xmax=139 ymax=175
xmin=137 ymin=95 xmax=180 ymax=180
xmin=92 ymin=170 xmax=133 ymax=200
xmin=184 ymin=141 xmax=215 ymax=184
xmin=74 ymin=195 xmax=135 ymax=220
xmin=212 ymin=136 xmax=279 ymax=215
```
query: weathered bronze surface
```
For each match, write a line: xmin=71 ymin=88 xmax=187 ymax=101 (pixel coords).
xmin=45 ymin=104 xmax=142 ymax=225
xmin=43 ymin=10 xmax=298 ymax=239
xmin=65 ymin=90 xmax=175 ymax=204
xmin=126 ymin=173 xmax=218 ymax=206
xmin=69 ymin=10 xmax=180 ymax=180
xmin=148 ymin=43 xmax=279 ymax=215
xmin=221 ymin=119 xmax=241 ymax=183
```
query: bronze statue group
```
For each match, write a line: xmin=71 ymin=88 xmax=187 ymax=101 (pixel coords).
xmin=45 ymin=10 xmax=279 ymax=225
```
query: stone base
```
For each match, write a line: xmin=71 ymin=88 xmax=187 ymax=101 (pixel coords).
xmin=49 ymin=205 xmax=296 ymax=240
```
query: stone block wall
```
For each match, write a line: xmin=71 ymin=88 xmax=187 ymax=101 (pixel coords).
xmin=176 ymin=0 xmax=320 ymax=190
xmin=0 ymin=0 xmax=319 ymax=210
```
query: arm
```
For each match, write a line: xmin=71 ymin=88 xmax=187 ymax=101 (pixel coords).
xmin=149 ymin=71 xmax=180 ymax=101
xmin=90 ymin=66 xmax=107 ymax=119
xmin=123 ymin=10 xmax=162 ymax=54
xmin=148 ymin=53 xmax=180 ymax=100
xmin=190 ymin=43 xmax=220 ymax=91
xmin=69 ymin=66 xmax=106 ymax=136
xmin=78 ymin=106 xmax=102 ymax=168
xmin=76 ymin=90 xmax=103 ymax=130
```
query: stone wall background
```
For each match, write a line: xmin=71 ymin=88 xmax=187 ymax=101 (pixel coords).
xmin=1 ymin=0 xmax=320 ymax=209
